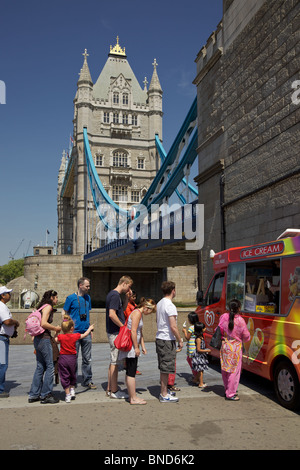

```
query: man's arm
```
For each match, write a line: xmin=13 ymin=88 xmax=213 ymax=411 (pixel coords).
xmin=169 ymin=316 xmax=183 ymax=348
xmin=109 ymin=309 xmax=124 ymax=328
xmin=61 ymin=309 xmax=67 ymax=320
xmin=3 ymin=318 xmax=19 ymax=328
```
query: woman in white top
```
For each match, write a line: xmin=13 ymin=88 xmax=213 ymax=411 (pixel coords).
xmin=119 ymin=298 xmax=156 ymax=405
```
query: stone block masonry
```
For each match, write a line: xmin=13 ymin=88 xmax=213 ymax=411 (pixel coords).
xmin=194 ymin=0 xmax=300 ymax=290
xmin=24 ymin=255 xmax=83 ymax=305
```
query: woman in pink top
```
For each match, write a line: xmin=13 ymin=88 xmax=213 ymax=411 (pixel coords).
xmin=218 ymin=299 xmax=250 ymax=401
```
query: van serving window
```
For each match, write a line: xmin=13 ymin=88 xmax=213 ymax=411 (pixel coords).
xmin=227 ymin=260 xmax=281 ymax=314
xmin=245 ymin=259 xmax=280 ymax=314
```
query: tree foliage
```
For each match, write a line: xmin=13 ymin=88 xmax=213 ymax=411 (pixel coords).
xmin=0 ymin=259 xmax=24 ymax=285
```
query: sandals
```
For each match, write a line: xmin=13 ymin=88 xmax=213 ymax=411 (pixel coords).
xmin=225 ymin=395 xmax=240 ymax=401
xmin=168 ymin=385 xmax=181 ymax=392
xmin=198 ymin=383 xmax=207 ymax=389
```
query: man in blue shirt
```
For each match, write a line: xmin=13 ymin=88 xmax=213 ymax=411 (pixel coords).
xmin=62 ymin=277 xmax=96 ymax=389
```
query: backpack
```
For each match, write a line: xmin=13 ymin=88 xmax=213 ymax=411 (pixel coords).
xmin=24 ymin=304 xmax=49 ymax=339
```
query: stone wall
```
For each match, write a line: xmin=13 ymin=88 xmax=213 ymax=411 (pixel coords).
xmin=194 ymin=0 xmax=300 ymax=291
xmin=23 ymin=255 xmax=197 ymax=308
xmin=24 ymin=255 xmax=82 ymax=305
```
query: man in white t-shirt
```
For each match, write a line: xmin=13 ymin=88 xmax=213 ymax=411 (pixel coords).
xmin=0 ymin=286 xmax=19 ymax=398
xmin=156 ymin=281 xmax=183 ymax=403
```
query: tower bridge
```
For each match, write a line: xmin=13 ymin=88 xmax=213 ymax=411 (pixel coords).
xmin=81 ymin=96 xmax=200 ymax=269
xmin=56 ymin=38 xmax=200 ymax=304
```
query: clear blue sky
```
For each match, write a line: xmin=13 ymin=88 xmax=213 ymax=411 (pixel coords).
xmin=0 ymin=0 xmax=223 ymax=266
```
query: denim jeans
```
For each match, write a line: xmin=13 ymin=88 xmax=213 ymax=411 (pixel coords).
xmin=0 ymin=335 xmax=9 ymax=394
xmin=29 ymin=336 xmax=54 ymax=399
xmin=76 ymin=333 xmax=92 ymax=385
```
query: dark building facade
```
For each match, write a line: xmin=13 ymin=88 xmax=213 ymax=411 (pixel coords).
xmin=194 ymin=0 xmax=300 ymax=291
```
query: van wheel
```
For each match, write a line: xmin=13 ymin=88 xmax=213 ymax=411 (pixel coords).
xmin=274 ymin=360 xmax=300 ymax=410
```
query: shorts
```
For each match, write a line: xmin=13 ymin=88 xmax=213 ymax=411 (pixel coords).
xmin=125 ymin=357 xmax=138 ymax=378
xmin=107 ymin=333 xmax=119 ymax=365
xmin=155 ymin=339 xmax=176 ymax=374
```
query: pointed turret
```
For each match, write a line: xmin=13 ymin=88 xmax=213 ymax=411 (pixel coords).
xmin=148 ymin=58 xmax=163 ymax=141
xmin=75 ymin=49 xmax=93 ymax=131
xmin=148 ymin=59 xmax=162 ymax=93
xmin=78 ymin=49 xmax=93 ymax=86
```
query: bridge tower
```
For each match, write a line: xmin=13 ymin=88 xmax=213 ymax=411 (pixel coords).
xmin=58 ymin=38 xmax=163 ymax=255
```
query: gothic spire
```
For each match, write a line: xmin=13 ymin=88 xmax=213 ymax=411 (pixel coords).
xmin=78 ymin=49 xmax=93 ymax=85
xmin=148 ymin=58 xmax=162 ymax=93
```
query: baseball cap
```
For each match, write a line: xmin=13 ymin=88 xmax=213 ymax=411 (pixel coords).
xmin=0 ymin=286 xmax=13 ymax=295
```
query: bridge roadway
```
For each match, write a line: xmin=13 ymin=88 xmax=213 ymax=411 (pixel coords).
xmin=83 ymin=238 xmax=198 ymax=268
xmin=1 ymin=343 xmax=300 ymax=451
xmin=83 ymin=200 xmax=201 ymax=268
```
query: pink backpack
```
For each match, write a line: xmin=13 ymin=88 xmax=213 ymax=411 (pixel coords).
xmin=24 ymin=304 xmax=49 ymax=338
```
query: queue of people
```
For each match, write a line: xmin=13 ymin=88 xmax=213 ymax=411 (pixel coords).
xmin=0 ymin=277 xmax=250 ymax=405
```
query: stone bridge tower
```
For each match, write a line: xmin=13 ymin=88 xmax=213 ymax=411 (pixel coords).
xmin=57 ymin=38 xmax=163 ymax=255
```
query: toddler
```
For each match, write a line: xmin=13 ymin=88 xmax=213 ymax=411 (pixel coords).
xmin=55 ymin=314 xmax=94 ymax=402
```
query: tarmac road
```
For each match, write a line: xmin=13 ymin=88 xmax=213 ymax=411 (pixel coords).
xmin=1 ymin=343 xmax=300 ymax=452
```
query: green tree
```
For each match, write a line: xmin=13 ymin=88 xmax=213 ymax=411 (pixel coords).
xmin=0 ymin=259 xmax=24 ymax=285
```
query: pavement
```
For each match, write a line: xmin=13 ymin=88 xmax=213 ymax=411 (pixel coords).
xmin=1 ymin=342 xmax=300 ymax=452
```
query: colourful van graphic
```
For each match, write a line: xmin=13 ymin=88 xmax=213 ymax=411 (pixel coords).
xmin=196 ymin=230 xmax=300 ymax=410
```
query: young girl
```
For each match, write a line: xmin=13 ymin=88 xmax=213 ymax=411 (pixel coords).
xmin=118 ymin=298 xmax=156 ymax=405
xmin=191 ymin=322 xmax=211 ymax=388
xmin=55 ymin=315 xmax=94 ymax=403
xmin=182 ymin=312 xmax=199 ymax=383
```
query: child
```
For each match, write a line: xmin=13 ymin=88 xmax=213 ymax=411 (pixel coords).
xmin=55 ymin=314 xmax=94 ymax=403
xmin=182 ymin=312 xmax=199 ymax=383
xmin=191 ymin=322 xmax=211 ymax=388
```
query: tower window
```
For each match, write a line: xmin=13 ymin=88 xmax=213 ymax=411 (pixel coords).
xmin=103 ymin=112 xmax=109 ymax=123
xmin=123 ymin=94 xmax=128 ymax=105
xmin=137 ymin=158 xmax=144 ymax=169
xmin=132 ymin=115 xmax=137 ymax=126
xmin=95 ymin=154 xmax=103 ymax=166
xmin=113 ymin=113 xmax=119 ymax=124
xmin=123 ymin=114 xmax=128 ymax=124
xmin=131 ymin=190 xmax=140 ymax=202
xmin=113 ymin=93 xmax=119 ymax=104
xmin=113 ymin=150 xmax=128 ymax=167
xmin=113 ymin=185 xmax=128 ymax=202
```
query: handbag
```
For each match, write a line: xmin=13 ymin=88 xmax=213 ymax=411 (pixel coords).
xmin=114 ymin=318 xmax=133 ymax=352
xmin=210 ymin=325 xmax=222 ymax=349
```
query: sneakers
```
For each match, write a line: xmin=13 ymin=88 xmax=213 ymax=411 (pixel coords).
xmin=159 ymin=393 xmax=179 ymax=403
xmin=86 ymin=382 xmax=97 ymax=389
xmin=110 ymin=390 xmax=129 ymax=399
xmin=70 ymin=387 xmax=76 ymax=400
xmin=40 ymin=393 xmax=59 ymax=404
xmin=28 ymin=396 xmax=40 ymax=403
xmin=65 ymin=394 xmax=72 ymax=403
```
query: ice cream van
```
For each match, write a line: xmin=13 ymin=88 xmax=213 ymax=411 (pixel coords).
xmin=196 ymin=229 xmax=300 ymax=410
